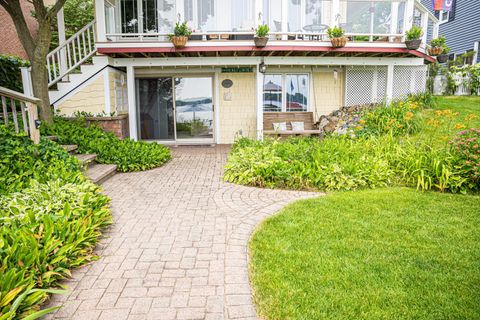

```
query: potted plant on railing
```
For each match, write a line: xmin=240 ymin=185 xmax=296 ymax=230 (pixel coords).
xmin=254 ymin=24 xmax=270 ymax=48
xmin=428 ymin=36 xmax=446 ymax=56
xmin=327 ymin=26 xmax=347 ymax=48
xmin=404 ymin=25 xmax=423 ymax=50
xmin=437 ymin=45 xmax=450 ymax=63
xmin=169 ymin=21 xmax=192 ymax=49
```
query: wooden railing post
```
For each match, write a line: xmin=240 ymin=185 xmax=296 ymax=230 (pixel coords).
xmin=26 ymin=102 xmax=40 ymax=144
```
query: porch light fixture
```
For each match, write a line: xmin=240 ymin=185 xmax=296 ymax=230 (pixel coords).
xmin=333 ymin=69 xmax=338 ymax=82
xmin=259 ymin=60 xmax=267 ymax=74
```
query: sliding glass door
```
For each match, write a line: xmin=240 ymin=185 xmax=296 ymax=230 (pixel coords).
xmin=175 ymin=77 xmax=214 ymax=141
xmin=136 ymin=76 xmax=214 ymax=142
xmin=137 ymin=78 xmax=175 ymax=140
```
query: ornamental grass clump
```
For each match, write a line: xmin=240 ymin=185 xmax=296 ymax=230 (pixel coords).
xmin=42 ymin=117 xmax=171 ymax=172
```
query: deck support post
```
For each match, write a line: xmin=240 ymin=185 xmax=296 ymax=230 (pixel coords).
xmin=256 ymin=64 xmax=264 ymax=141
xmin=95 ymin=0 xmax=107 ymax=42
xmin=126 ymin=66 xmax=138 ymax=140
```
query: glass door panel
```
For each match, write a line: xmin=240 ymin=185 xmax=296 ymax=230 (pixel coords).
xmin=175 ymin=77 xmax=214 ymax=140
xmin=137 ymin=78 xmax=175 ymax=140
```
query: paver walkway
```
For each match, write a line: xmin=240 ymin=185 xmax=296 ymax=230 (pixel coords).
xmin=46 ymin=146 xmax=319 ymax=320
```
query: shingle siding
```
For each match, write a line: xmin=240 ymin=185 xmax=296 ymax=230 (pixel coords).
xmin=421 ymin=0 xmax=480 ymax=63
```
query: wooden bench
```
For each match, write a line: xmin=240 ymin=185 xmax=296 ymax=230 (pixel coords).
xmin=263 ymin=112 xmax=322 ymax=137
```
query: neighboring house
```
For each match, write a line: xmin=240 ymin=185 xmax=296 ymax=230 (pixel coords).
xmin=421 ymin=0 xmax=479 ymax=64
xmin=42 ymin=0 xmax=439 ymax=145
xmin=0 ymin=1 xmax=38 ymax=60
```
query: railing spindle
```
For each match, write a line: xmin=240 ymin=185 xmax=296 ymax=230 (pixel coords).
xmin=10 ymin=98 xmax=19 ymax=133
xmin=20 ymin=102 xmax=28 ymax=133
xmin=2 ymin=96 xmax=8 ymax=125
xmin=82 ymin=32 xmax=87 ymax=57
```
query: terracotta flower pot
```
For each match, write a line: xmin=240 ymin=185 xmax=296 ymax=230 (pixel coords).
xmin=254 ymin=36 xmax=269 ymax=48
xmin=171 ymin=36 xmax=188 ymax=49
xmin=437 ymin=54 xmax=448 ymax=63
xmin=405 ymin=39 xmax=422 ymax=50
xmin=330 ymin=37 xmax=347 ymax=48
xmin=428 ymin=46 xmax=443 ymax=56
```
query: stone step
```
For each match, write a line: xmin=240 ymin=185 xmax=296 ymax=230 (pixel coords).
xmin=74 ymin=153 xmax=97 ymax=166
xmin=45 ymin=135 xmax=58 ymax=141
xmin=86 ymin=163 xmax=117 ymax=184
xmin=62 ymin=144 xmax=78 ymax=153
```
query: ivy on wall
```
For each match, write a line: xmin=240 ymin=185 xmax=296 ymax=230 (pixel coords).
xmin=0 ymin=54 xmax=30 ymax=92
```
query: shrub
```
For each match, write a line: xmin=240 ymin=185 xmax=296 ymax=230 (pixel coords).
xmin=0 ymin=54 xmax=29 ymax=92
xmin=0 ymin=126 xmax=83 ymax=195
xmin=449 ymin=129 xmax=480 ymax=188
xmin=405 ymin=25 xmax=423 ymax=41
xmin=356 ymin=99 xmax=423 ymax=137
xmin=0 ymin=126 xmax=111 ymax=318
xmin=0 ymin=180 xmax=111 ymax=318
xmin=327 ymin=26 xmax=345 ymax=38
xmin=42 ymin=118 xmax=171 ymax=172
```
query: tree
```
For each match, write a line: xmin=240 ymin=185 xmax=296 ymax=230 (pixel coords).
xmin=0 ymin=0 xmax=68 ymax=124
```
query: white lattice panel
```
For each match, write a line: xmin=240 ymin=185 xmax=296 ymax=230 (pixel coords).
xmin=345 ymin=66 xmax=387 ymax=106
xmin=392 ymin=65 xmax=427 ymax=100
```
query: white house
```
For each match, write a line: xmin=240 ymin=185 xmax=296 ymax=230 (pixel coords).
xmin=43 ymin=0 xmax=439 ymax=144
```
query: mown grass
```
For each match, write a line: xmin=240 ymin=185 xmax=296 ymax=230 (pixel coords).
xmin=250 ymin=188 xmax=480 ymax=320
xmin=248 ymin=96 xmax=480 ymax=319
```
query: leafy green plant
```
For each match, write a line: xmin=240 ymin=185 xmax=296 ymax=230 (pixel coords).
xmin=430 ymin=36 xmax=446 ymax=48
xmin=327 ymin=26 xmax=345 ymax=38
xmin=405 ymin=25 xmax=423 ymax=41
xmin=42 ymin=117 xmax=171 ymax=172
xmin=0 ymin=125 xmax=111 ymax=318
xmin=168 ymin=21 xmax=192 ymax=39
xmin=0 ymin=54 xmax=30 ymax=92
xmin=224 ymin=95 xmax=478 ymax=194
xmin=449 ymin=128 xmax=480 ymax=187
xmin=256 ymin=24 xmax=270 ymax=38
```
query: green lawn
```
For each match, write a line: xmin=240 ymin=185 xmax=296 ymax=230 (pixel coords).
xmin=248 ymin=96 xmax=480 ymax=319
xmin=250 ymin=188 xmax=480 ymax=320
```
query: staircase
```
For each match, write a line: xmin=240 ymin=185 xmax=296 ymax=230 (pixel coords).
xmin=61 ymin=144 xmax=117 ymax=184
xmin=46 ymin=20 xmax=111 ymax=107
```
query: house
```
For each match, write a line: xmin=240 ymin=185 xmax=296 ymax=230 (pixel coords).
xmin=0 ymin=1 xmax=38 ymax=60
xmin=421 ymin=0 xmax=479 ymax=64
xmin=39 ymin=0 xmax=439 ymax=144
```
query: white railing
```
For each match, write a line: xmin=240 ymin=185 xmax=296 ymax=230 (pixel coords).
xmin=46 ymin=20 xmax=97 ymax=87
xmin=105 ymin=31 xmax=405 ymax=43
xmin=0 ymin=86 xmax=41 ymax=144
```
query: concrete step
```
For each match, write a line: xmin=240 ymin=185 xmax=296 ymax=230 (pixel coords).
xmin=62 ymin=144 xmax=78 ymax=153
xmin=74 ymin=153 xmax=97 ymax=166
xmin=86 ymin=163 xmax=117 ymax=184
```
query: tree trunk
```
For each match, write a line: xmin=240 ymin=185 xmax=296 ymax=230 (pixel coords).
xmin=31 ymin=18 xmax=54 ymax=124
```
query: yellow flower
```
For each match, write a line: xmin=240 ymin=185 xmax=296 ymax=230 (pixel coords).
xmin=454 ymin=123 xmax=466 ymax=130
xmin=387 ymin=119 xmax=395 ymax=125
xmin=404 ymin=111 xmax=414 ymax=120
xmin=396 ymin=124 xmax=404 ymax=128
xmin=355 ymin=126 xmax=363 ymax=130
xmin=465 ymin=114 xmax=477 ymax=121
xmin=358 ymin=119 xmax=366 ymax=125
xmin=441 ymin=135 xmax=449 ymax=141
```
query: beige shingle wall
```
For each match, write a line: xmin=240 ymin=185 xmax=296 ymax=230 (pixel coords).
xmin=218 ymin=72 xmax=257 ymax=144
xmin=56 ymin=75 xmax=106 ymax=116
xmin=311 ymin=70 xmax=345 ymax=119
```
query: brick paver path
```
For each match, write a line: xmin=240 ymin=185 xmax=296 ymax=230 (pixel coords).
xmin=46 ymin=146 xmax=319 ymax=320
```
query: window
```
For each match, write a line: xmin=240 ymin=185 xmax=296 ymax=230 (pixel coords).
xmin=439 ymin=10 xmax=449 ymax=23
xmin=263 ymin=74 xmax=309 ymax=112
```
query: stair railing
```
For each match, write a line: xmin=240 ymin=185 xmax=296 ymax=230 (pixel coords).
xmin=46 ymin=20 xmax=97 ymax=87
xmin=0 ymin=86 xmax=41 ymax=144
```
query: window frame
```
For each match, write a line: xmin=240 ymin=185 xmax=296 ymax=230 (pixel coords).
xmin=438 ymin=10 xmax=450 ymax=24
xmin=263 ymin=72 xmax=310 ymax=113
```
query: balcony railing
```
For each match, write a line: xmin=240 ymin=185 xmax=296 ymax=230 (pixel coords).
xmin=96 ymin=0 xmax=438 ymax=47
